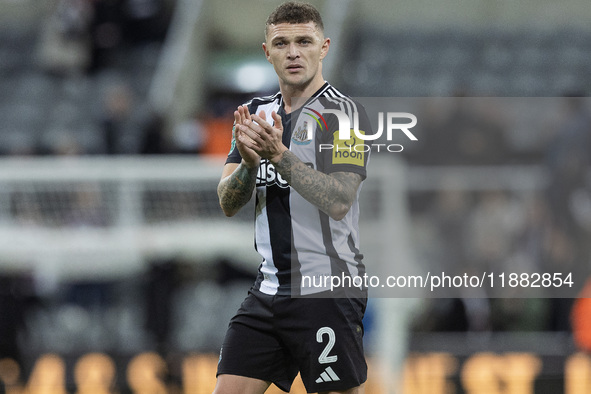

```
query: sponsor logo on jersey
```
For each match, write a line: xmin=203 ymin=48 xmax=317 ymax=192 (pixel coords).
xmin=256 ymin=159 xmax=289 ymax=188
xmin=292 ymin=106 xmax=331 ymax=146
xmin=332 ymin=130 xmax=365 ymax=166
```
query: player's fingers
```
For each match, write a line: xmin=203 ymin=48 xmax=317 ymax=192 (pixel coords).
xmin=235 ymin=107 xmax=242 ymax=124
xmin=250 ymin=113 xmax=273 ymax=134
xmin=271 ymin=111 xmax=283 ymax=131
xmin=238 ymin=129 xmax=263 ymax=153
xmin=237 ymin=134 xmax=257 ymax=151
xmin=243 ymin=105 xmax=252 ymax=121
xmin=242 ymin=118 xmax=262 ymax=136
xmin=239 ymin=106 xmax=249 ymax=124
xmin=238 ymin=124 xmax=263 ymax=144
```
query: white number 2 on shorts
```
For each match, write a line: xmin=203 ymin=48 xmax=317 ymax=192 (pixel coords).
xmin=316 ymin=327 xmax=338 ymax=364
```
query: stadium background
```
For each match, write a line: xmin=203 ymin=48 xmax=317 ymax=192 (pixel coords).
xmin=1 ymin=0 xmax=591 ymax=393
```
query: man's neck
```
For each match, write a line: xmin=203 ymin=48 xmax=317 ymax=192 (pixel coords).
xmin=281 ymin=76 xmax=326 ymax=114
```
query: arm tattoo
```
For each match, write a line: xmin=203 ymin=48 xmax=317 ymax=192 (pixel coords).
xmin=218 ymin=163 xmax=258 ymax=215
xmin=273 ymin=150 xmax=362 ymax=219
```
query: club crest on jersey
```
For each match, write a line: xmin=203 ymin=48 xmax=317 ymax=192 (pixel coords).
xmin=332 ymin=130 xmax=365 ymax=166
xmin=292 ymin=106 xmax=330 ymax=145
xmin=291 ymin=121 xmax=313 ymax=145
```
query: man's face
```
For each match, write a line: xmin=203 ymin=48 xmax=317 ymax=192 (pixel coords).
xmin=263 ymin=22 xmax=329 ymax=89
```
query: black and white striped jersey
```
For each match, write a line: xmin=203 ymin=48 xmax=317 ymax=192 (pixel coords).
xmin=226 ymin=82 xmax=370 ymax=296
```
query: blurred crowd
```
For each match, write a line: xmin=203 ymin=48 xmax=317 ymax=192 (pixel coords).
xmin=407 ymin=96 xmax=591 ymax=334
xmin=0 ymin=0 xmax=241 ymax=157
xmin=39 ymin=0 xmax=170 ymax=74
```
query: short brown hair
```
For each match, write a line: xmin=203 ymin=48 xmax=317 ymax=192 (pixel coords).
xmin=265 ymin=2 xmax=324 ymax=36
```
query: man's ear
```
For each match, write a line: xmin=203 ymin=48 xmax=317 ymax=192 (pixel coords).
xmin=320 ymin=37 xmax=330 ymax=60
xmin=262 ymin=42 xmax=272 ymax=63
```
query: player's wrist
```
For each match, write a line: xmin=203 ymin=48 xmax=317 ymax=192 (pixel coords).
xmin=269 ymin=147 xmax=288 ymax=165
xmin=241 ymin=158 xmax=259 ymax=170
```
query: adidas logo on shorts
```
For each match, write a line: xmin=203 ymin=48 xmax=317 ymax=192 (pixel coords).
xmin=315 ymin=366 xmax=340 ymax=383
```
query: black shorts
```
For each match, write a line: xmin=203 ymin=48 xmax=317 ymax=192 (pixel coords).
xmin=216 ymin=289 xmax=367 ymax=393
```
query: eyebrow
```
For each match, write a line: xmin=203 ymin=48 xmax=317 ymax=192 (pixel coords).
xmin=271 ymin=34 xmax=315 ymax=43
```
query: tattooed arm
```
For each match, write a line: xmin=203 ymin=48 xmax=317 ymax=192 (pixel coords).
xmin=217 ymin=105 xmax=261 ymax=217
xmin=272 ymin=150 xmax=362 ymax=221
xmin=217 ymin=161 xmax=258 ymax=217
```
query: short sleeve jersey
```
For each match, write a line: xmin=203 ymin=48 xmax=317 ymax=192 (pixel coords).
xmin=226 ymin=82 xmax=370 ymax=296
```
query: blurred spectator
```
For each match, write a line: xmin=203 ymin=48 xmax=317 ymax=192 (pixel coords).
xmin=419 ymin=298 xmax=469 ymax=332
xmin=200 ymin=112 xmax=234 ymax=157
xmin=416 ymin=296 xmax=491 ymax=332
xmin=100 ymin=82 xmax=143 ymax=154
xmin=0 ymin=276 xmax=36 ymax=365
xmin=465 ymin=190 xmax=523 ymax=274
xmin=428 ymin=177 xmax=472 ymax=274
xmin=145 ymin=259 xmax=181 ymax=354
xmin=571 ymin=278 xmax=591 ymax=352
xmin=88 ymin=0 xmax=170 ymax=72
xmin=56 ymin=0 xmax=93 ymax=40
xmin=0 ymin=277 xmax=23 ymax=362
xmin=490 ymin=298 xmax=549 ymax=332
xmin=509 ymin=196 xmax=552 ymax=273
xmin=170 ymin=112 xmax=207 ymax=154
xmin=88 ymin=0 xmax=124 ymax=73
xmin=542 ymin=225 xmax=578 ymax=274
xmin=545 ymin=95 xmax=591 ymax=235
xmin=140 ymin=111 xmax=168 ymax=154
xmin=123 ymin=0 xmax=169 ymax=43
xmin=414 ymin=97 xmax=509 ymax=165
xmin=38 ymin=0 xmax=93 ymax=73
xmin=540 ymin=224 xmax=578 ymax=332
